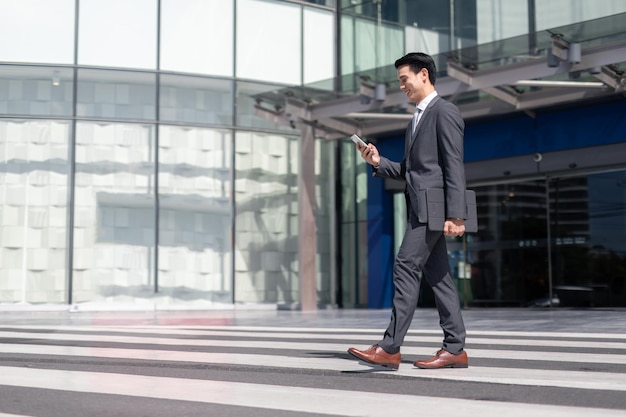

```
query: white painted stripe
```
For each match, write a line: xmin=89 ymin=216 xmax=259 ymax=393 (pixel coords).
xmin=6 ymin=324 xmax=626 ymax=340
xmin=1 ymin=331 xmax=625 ymax=365
xmin=0 ymin=343 xmax=624 ymax=391
xmin=196 ymin=326 xmax=626 ymax=340
xmin=2 ymin=328 xmax=624 ymax=350
xmin=0 ymin=366 xmax=622 ymax=417
xmin=0 ymin=414 xmax=35 ymax=417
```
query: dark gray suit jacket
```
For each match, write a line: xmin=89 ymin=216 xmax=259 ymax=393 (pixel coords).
xmin=374 ymin=95 xmax=467 ymax=224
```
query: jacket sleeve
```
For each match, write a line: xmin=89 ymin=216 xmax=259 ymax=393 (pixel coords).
xmin=437 ymin=102 xmax=467 ymax=219
xmin=372 ymin=155 xmax=405 ymax=180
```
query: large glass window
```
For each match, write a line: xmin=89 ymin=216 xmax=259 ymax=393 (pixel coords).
xmin=304 ymin=0 xmax=334 ymax=6
xmin=587 ymin=171 xmax=626 ymax=256
xmin=467 ymin=172 xmax=626 ymax=308
xmin=354 ymin=18 xmax=385 ymax=74
xmin=234 ymin=131 xmax=299 ymax=304
xmin=339 ymin=140 xmax=368 ymax=307
xmin=160 ymin=0 xmax=234 ymax=76
xmin=0 ymin=0 xmax=75 ymax=64
xmin=550 ymin=173 xmax=626 ymax=307
xmin=235 ymin=81 xmax=296 ymax=132
xmin=160 ymin=74 xmax=233 ymax=126
xmin=158 ymin=126 xmax=233 ymax=304
xmin=404 ymin=25 xmax=449 ymax=58
xmin=468 ymin=181 xmax=549 ymax=307
xmin=476 ymin=0 xmax=529 ymax=44
xmin=536 ymin=0 xmax=626 ymax=31
xmin=77 ymin=69 xmax=156 ymax=121
xmin=236 ymin=0 xmax=301 ymax=85
xmin=72 ymin=122 xmax=155 ymax=304
xmin=340 ymin=15 xmax=356 ymax=79
xmin=342 ymin=15 xmax=404 ymax=78
xmin=0 ymin=120 xmax=70 ymax=304
xmin=303 ymin=7 xmax=334 ymax=86
xmin=315 ymin=138 xmax=334 ymax=305
xmin=0 ymin=66 xmax=73 ymax=117
xmin=78 ymin=0 xmax=157 ymax=69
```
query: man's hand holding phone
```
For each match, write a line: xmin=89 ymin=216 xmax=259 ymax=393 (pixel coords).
xmin=351 ymin=134 xmax=367 ymax=148
xmin=351 ymin=134 xmax=380 ymax=168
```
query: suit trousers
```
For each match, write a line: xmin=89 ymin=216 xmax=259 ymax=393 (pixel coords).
xmin=377 ymin=208 xmax=466 ymax=355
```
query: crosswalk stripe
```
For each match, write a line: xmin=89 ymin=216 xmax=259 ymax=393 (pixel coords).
xmin=0 ymin=342 xmax=624 ymax=391
xmin=0 ymin=366 xmax=623 ymax=417
xmin=5 ymin=324 xmax=626 ymax=340
xmin=2 ymin=328 xmax=625 ymax=350
xmin=1 ymin=323 xmax=625 ymax=416
xmin=1 ymin=330 xmax=625 ymax=364
xmin=0 ymin=414 xmax=35 ymax=417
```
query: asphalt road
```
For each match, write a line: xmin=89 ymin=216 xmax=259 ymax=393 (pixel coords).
xmin=0 ymin=307 xmax=624 ymax=416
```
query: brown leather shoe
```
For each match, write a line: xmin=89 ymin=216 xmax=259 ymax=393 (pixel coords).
xmin=347 ymin=345 xmax=401 ymax=370
xmin=413 ymin=349 xmax=468 ymax=369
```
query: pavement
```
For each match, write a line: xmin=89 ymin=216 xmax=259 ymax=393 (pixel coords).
xmin=0 ymin=306 xmax=625 ymax=416
xmin=1 ymin=305 xmax=625 ymax=331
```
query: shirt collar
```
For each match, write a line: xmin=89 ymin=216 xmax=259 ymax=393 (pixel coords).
xmin=416 ymin=90 xmax=438 ymax=112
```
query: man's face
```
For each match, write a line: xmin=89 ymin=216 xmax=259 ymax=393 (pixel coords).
xmin=397 ymin=64 xmax=428 ymax=103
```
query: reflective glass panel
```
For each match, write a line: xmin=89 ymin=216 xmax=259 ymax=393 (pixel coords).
xmin=404 ymin=25 xmax=450 ymax=58
xmin=315 ymin=138 xmax=334 ymax=305
xmin=72 ymin=122 xmax=156 ymax=304
xmin=353 ymin=18 xmax=378 ymax=74
xmin=465 ymin=173 xmax=626 ymax=308
xmin=340 ymin=15 xmax=355 ymax=78
xmin=0 ymin=119 xmax=70 ymax=304
xmin=303 ymin=0 xmax=334 ymax=6
xmin=160 ymin=74 xmax=233 ymax=125
xmin=303 ymin=7 xmax=334 ymax=86
xmin=236 ymin=0 xmax=301 ymax=85
xmin=346 ymin=17 xmax=404 ymax=79
xmin=0 ymin=66 xmax=73 ymax=117
xmin=466 ymin=181 xmax=549 ymax=307
xmin=536 ymin=0 xmax=626 ymax=31
xmin=234 ymin=131 xmax=299 ymax=303
xmin=235 ymin=81 xmax=296 ymax=132
xmin=476 ymin=0 xmax=528 ymax=44
xmin=160 ymin=0 xmax=234 ymax=76
xmin=158 ymin=126 xmax=233 ymax=304
xmin=550 ymin=173 xmax=626 ymax=307
xmin=339 ymin=140 xmax=368 ymax=307
xmin=77 ymin=69 xmax=156 ymax=120
xmin=0 ymin=0 xmax=75 ymax=64
xmin=78 ymin=0 xmax=157 ymax=69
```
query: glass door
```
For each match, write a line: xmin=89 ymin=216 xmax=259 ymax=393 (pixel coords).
xmin=550 ymin=172 xmax=626 ymax=307
xmin=467 ymin=170 xmax=626 ymax=308
xmin=467 ymin=180 xmax=550 ymax=306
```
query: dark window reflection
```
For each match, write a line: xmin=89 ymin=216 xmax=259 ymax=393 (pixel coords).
xmin=466 ymin=171 xmax=626 ymax=308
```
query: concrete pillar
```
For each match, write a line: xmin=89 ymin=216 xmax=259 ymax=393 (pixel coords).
xmin=299 ymin=124 xmax=317 ymax=311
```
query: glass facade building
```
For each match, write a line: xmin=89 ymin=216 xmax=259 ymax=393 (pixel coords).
xmin=0 ymin=0 xmax=336 ymax=307
xmin=1 ymin=0 xmax=625 ymax=309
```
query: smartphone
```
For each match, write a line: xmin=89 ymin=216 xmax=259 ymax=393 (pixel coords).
xmin=350 ymin=134 xmax=367 ymax=148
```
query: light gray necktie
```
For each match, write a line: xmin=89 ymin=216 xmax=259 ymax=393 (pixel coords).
xmin=412 ymin=108 xmax=422 ymax=134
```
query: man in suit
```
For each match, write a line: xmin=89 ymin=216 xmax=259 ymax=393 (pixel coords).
xmin=348 ymin=52 xmax=468 ymax=370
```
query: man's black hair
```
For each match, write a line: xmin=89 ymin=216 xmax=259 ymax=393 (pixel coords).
xmin=394 ymin=52 xmax=437 ymax=85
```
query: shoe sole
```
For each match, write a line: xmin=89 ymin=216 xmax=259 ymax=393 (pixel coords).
xmin=414 ymin=363 xmax=468 ymax=369
xmin=348 ymin=350 xmax=399 ymax=370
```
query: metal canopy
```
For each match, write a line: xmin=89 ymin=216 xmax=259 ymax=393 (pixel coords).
xmin=254 ymin=13 xmax=626 ymax=140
